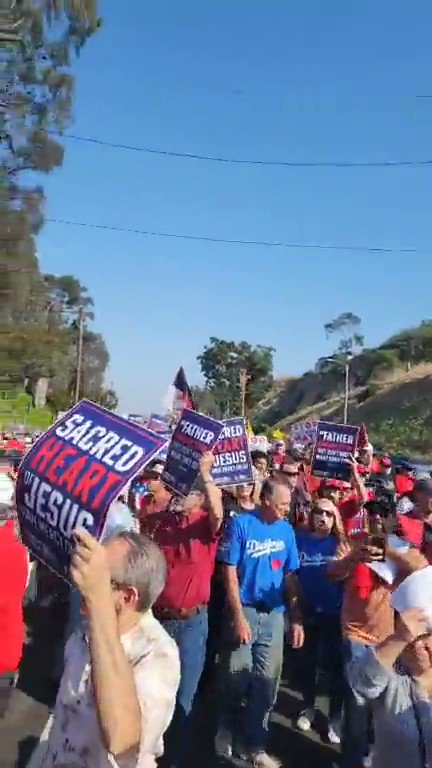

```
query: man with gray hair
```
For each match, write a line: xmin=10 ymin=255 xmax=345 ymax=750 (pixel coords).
xmin=35 ymin=528 xmax=180 ymax=768
xmin=216 ymin=478 xmax=303 ymax=768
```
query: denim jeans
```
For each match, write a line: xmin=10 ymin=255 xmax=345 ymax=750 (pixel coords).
xmin=161 ymin=607 xmax=209 ymax=767
xmin=341 ymin=638 xmax=370 ymax=768
xmin=218 ymin=606 xmax=285 ymax=754
xmin=298 ymin=611 xmax=344 ymax=732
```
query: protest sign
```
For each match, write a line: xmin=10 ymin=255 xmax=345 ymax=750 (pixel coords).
xmin=311 ymin=420 xmax=359 ymax=481
xmin=212 ymin=417 xmax=253 ymax=487
xmin=162 ymin=408 xmax=224 ymax=496
xmin=147 ymin=413 xmax=171 ymax=434
xmin=289 ymin=419 xmax=318 ymax=448
xmin=16 ymin=400 xmax=168 ymax=582
xmin=248 ymin=434 xmax=269 ymax=453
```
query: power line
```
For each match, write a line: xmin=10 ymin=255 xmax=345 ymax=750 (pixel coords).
xmin=45 ymin=217 xmax=416 ymax=254
xmin=53 ymin=132 xmax=432 ymax=169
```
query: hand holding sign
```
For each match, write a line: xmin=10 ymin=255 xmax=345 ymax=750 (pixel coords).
xmin=71 ymin=528 xmax=111 ymax=604
xmin=199 ymin=451 xmax=215 ymax=482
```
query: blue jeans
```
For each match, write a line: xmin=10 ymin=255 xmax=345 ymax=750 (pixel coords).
xmin=161 ymin=607 xmax=209 ymax=767
xmin=341 ymin=638 xmax=370 ymax=768
xmin=218 ymin=606 xmax=285 ymax=754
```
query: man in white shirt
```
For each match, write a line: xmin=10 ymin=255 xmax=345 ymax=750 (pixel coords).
xmin=37 ymin=529 xmax=180 ymax=768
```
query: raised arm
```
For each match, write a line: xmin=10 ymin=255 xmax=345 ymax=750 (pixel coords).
xmin=71 ymin=530 xmax=141 ymax=757
xmin=199 ymin=452 xmax=224 ymax=534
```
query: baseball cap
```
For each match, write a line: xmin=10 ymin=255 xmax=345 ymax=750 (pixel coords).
xmin=321 ymin=479 xmax=344 ymax=490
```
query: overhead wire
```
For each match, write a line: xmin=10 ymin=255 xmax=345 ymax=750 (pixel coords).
xmin=51 ymin=132 xmax=432 ymax=169
xmin=45 ymin=217 xmax=415 ymax=254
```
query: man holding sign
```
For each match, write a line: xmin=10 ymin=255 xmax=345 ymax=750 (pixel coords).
xmin=35 ymin=528 xmax=180 ymax=768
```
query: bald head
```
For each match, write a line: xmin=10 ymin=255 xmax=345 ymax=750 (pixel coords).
xmin=261 ymin=478 xmax=291 ymax=521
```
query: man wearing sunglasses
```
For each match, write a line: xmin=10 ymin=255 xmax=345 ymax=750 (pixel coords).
xmin=273 ymin=454 xmax=311 ymax=526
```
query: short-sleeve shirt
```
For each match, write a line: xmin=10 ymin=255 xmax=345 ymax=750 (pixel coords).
xmin=217 ymin=510 xmax=299 ymax=612
xmin=40 ymin=611 xmax=180 ymax=768
xmin=295 ymin=530 xmax=343 ymax=615
xmin=142 ymin=508 xmax=219 ymax=610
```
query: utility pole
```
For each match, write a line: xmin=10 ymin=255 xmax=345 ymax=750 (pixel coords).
xmin=239 ymin=368 xmax=248 ymax=418
xmin=318 ymin=356 xmax=351 ymax=424
xmin=343 ymin=361 xmax=349 ymax=425
xmin=74 ymin=307 xmax=85 ymax=404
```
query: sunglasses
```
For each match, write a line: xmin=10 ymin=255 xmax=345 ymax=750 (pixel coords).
xmin=280 ymin=469 xmax=299 ymax=476
xmin=313 ymin=507 xmax=335 ymax=518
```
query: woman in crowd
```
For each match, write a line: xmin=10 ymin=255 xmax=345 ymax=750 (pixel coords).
xmin=222 ymin=481 xmax=261 ymax=517
xmin=348 ymin=606 xmax=432 ymax=768
xmin=294 ymin=498 xmax=346 ymax=743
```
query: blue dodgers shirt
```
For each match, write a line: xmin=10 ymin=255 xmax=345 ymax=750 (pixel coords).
xmin=295 ymin=531 xmax=343 ymax=615
xmin=217 ymin=510 xmax=300 ymax=612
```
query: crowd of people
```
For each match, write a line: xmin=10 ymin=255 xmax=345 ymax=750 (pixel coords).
xmin=1 ymin=431 xmax=432 ymax=768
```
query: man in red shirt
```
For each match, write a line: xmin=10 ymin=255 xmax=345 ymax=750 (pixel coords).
xmin=138 ymin=461 xmax=172 ymax=520
xmin=398 ymin=478 xmax=432 ymax=563
xmin=394 ymin=463 xmax=415 ymax=497
xmin=141 ymin=452 xmax=223 ymax=768
xmin=0 ymin=518 xmax=29 ymax=717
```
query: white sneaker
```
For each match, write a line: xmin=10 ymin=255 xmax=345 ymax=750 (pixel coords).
xmin=296 ymin=708 xmax=315 ymax=732
xmin=251 ymin=752 xmax=282 ymax=768
xmin=327 ymin=725 xmax=341 ymax=745
xmin=214 ymin=725 xmax=233 ymax=759
xmin=363 ymin=751 xmax=374 ymax=768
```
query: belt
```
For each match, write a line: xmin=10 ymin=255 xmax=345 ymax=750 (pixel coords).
xmin=153 ymin=604 xmax=205 ymax=621
xmin=244 ymin=602 xmax=274 ymax=614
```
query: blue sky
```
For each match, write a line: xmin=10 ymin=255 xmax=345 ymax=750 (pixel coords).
xmin=37 ymin=0 xmax=432 ymax=412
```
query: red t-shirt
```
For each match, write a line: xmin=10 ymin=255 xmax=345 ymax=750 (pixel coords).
xmin=142 ymin=508 xmax=219 ymax=610
xmin=0 ymin=522 xmax=29 ymax=673
xmin=398 ymin=511 xmax=432 ymax=564
xmin=340 ymin=490 xmax=374 ymax=536
xmin=370 ymin=458 xmax=380 ymax=474
xmin=6 ymin=439 xmax=25 ymax=454
xmin=395 ymin=475 xmax=414 ymax=496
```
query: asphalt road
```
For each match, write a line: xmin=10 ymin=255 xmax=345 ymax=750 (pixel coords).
xmin=0 ymin=606 xmax=339 ymax=768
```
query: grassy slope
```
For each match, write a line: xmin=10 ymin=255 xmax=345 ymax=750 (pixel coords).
xmin=0 ymin=388 xmax=53 ymax=430
xmin=252 ymin=364 xmax=432 ymax=458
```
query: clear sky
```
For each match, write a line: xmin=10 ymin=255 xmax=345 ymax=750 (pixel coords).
xmin=36 ymin=0 xmax=432 ymax=412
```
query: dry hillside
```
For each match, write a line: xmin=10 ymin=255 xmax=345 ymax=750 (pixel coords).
xmin=252 ymin=363 xmax=432 ymax=458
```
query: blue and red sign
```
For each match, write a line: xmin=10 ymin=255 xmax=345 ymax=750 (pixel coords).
xmin=212 ymin=417 xmax=253 ymax=486
xmin=162 ymin=408 xmax=224 ymax=496
xmin=16 ymin=400 xmax=168 ymax=581
xmin=311 ymin=420 xmax=359 ymax=481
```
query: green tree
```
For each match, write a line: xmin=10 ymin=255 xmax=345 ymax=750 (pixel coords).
xmin=324 ymin=312 xmax=364 ymax=358
xmin=190 ymin=385 xmax=224 ymax=418
xmin=198 ymin=337 xmax=274 ymax=417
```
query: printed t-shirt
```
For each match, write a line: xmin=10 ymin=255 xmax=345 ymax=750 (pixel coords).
xmin=340 ymin=490 xmax=374 ymax=536
xmin=217 ymin=510 xmax=300 ymax=612
xmin=295 ymin=531 xmax=343 ymax=615
xmin=142 ymin=507 xmax=219 ymax=610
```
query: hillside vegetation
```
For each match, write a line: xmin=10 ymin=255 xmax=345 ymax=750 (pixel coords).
xmin=251 ymin=322 xmax=432 ymax=458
